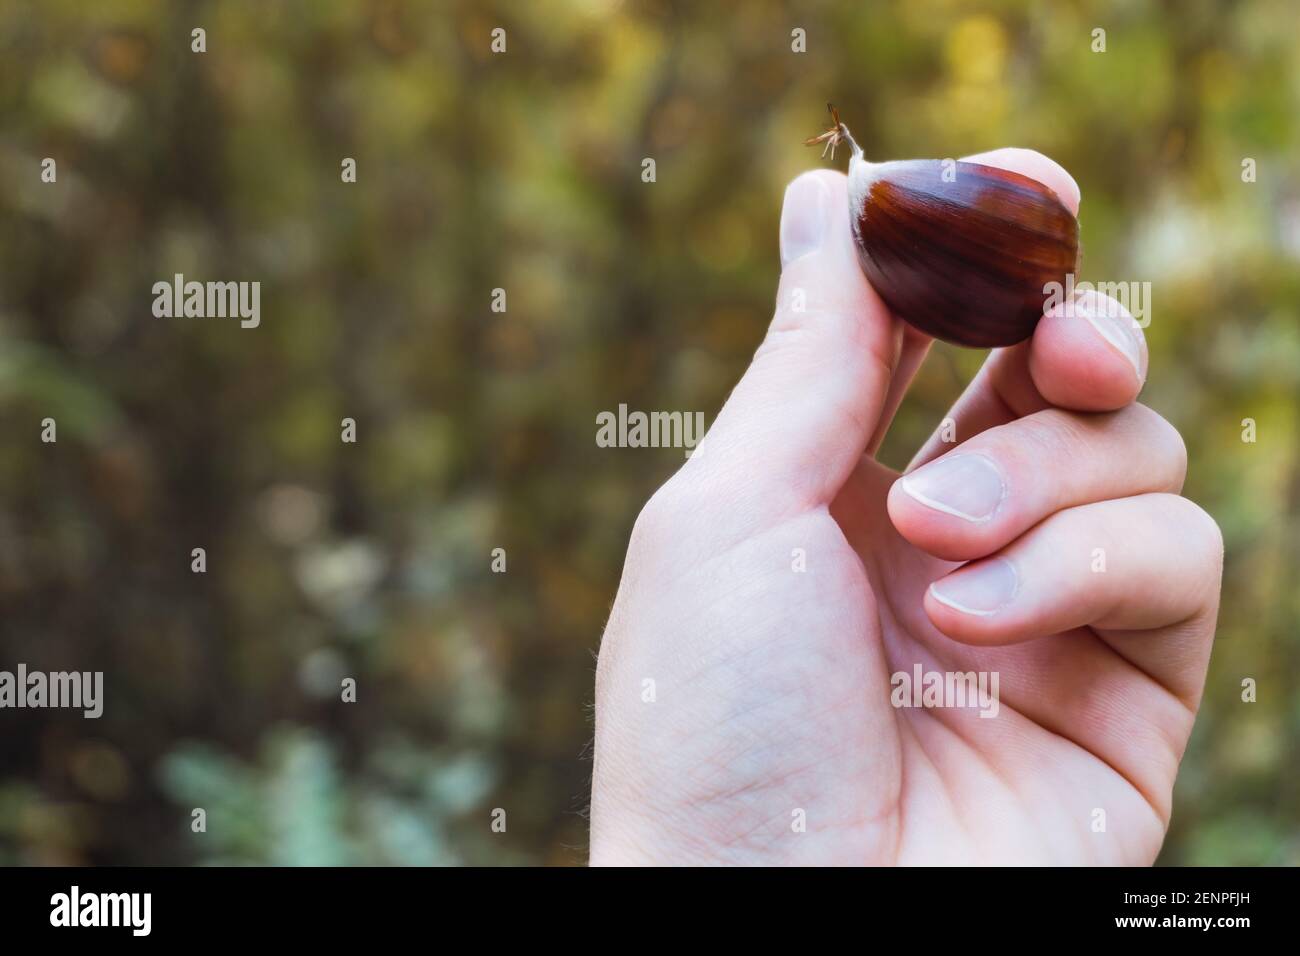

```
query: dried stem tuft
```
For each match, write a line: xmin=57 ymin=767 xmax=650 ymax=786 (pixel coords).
xmin=804 ymin=103 xmax=860 ymax=161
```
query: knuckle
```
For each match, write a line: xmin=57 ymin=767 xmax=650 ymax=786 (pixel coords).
xmin=1011 ymin=405 xmax=1189 ymax=495
xmin=1006 ymin=407 xmax=1092 ymax=463
xmin=1129 ymin=404 xmax=1187 ymax=488
xmin=1192 ymin=503 xmax=1225 ymax=572
xmin=763 ymin=301 xmax=857 ymax=352
xmin=768 ymin=275 xmax=880 ymax=355
xmin=1166 ymin=495 xmax=1225 ymax=581
xmin=628 ymin=475 xmax=701 ymax=555
xmin=629 ymin=484 xmax=677 ymax=552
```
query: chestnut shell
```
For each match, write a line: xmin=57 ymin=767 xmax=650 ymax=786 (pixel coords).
xmin=849 ymin=159 xmax=1079 ymax=348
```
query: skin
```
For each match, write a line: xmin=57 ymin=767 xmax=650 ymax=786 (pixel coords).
xmin=590 ymin=150 xmax=1223 ymax=865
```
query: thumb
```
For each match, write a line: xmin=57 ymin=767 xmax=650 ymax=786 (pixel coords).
xmin=693 ymin=170 xmax=901 ymax=508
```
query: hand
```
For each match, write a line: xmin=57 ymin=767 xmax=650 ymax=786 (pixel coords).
xmin=590 ymin=152 xmax=1223 ymax=865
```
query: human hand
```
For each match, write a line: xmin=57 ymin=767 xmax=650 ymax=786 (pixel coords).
xmin=590 ymin=151 xmax=1223 ymax=865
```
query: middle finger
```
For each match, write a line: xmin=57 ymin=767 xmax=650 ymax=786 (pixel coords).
xmin=886 ymin=403 xmax=1186 ymax=562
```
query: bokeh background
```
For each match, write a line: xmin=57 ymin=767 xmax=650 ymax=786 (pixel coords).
xmin=1 ymin=0 xmax=1297 ymax=865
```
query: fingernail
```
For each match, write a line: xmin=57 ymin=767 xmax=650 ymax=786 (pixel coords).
xmin=780 ymin=174 xmax=830 ymax=267
xmin=929 ymin=558 xmax=1019 ymax=616
xmin=1076 ymin=290 xmax=1143 ymax=380
xmin=900 ymin=454 xmax=1006 ymax=523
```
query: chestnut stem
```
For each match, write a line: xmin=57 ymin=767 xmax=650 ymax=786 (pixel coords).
xmin=838 ymin=123 xmax=863 ymax=160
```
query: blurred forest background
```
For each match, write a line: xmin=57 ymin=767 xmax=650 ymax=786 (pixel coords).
xmin=0 ymin=0 xmax=1297 ymax=865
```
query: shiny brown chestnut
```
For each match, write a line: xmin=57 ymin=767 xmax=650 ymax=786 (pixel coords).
xmin=806 ymin=106 xmax=1079 ymax=348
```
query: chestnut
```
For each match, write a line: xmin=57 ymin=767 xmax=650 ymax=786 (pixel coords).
xmin=807 ymin=106 xmax=1080 ymax=348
